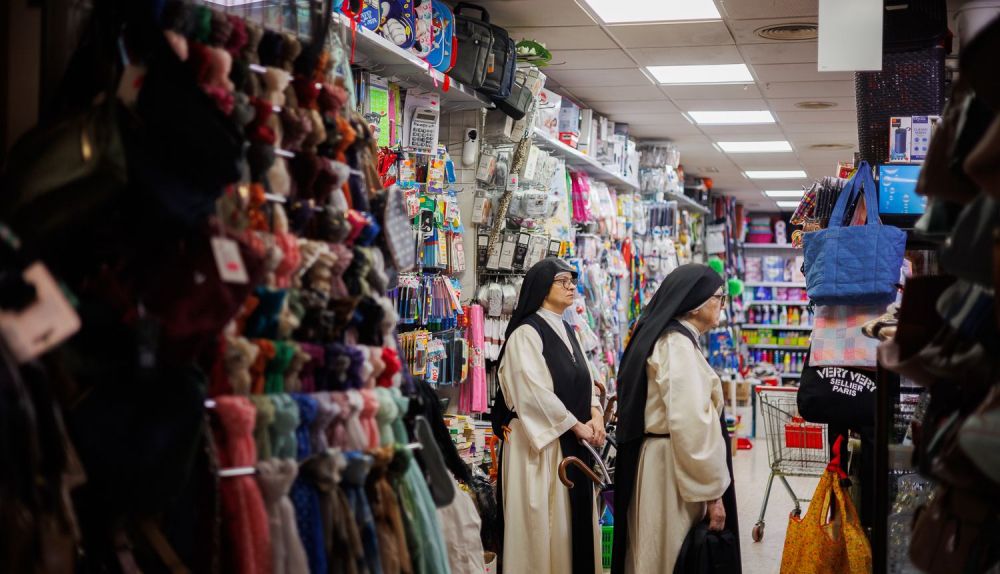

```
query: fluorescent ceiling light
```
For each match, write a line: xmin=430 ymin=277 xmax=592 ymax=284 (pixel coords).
xmin=745 ymin=170 xmax=808 ymax=179
xmin=717 ymin=141 xmax=792 ymax=153
xmin=764 ymin=190 xmax=805 ymax=198
xmin=579 ymin=0 xmax=721 ymax=23
xmin=687 ymin=111 xmax=775 ymax=125
xmin=647 ymin=64 xmax=753 ymax=85
xmin=776 ymin=200 xmax=801 ymax=208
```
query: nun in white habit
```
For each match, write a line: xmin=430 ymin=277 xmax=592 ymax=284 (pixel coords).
xmin=611 ymin=264 xmax=741 ymax=574
xmin=491 ymin=257 xmax=605 ymax=574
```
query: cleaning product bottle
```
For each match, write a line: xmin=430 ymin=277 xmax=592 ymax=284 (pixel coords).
xmin=748 ymin=307 xmax=756 ymax=324
xmin=779 ymin=307 xmax=788 ymax=326
xmin=784 ymin=352 xmax=792 ymax=375
xmin=771 ymin=305 xmax=779 ymax=325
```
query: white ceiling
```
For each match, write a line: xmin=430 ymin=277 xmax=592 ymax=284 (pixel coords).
xmin=473 ymin=0 xmax=869 ymax=211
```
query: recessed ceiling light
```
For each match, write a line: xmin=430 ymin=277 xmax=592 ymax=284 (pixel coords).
xmin=687 ymin=111 xmax=775 ymax=125
xmin=776 ymin=200 xmax=802 ymax=209
xmin=717 ymin=141 xmax=792 ymax=153
xmin=764 ymin=190 xmax=805 ymax=198
xmin=755 ymin=23 xmax=818 ymax=41
xmin=646 ymin=64 xmax=753 ymax=85
xmin=745 ymin=170 xmax=808 ymax=179
xmin=795 ymin=101 xmax=838 ymax=110
xmin=578 ymin=0 xmax=721 ymax=23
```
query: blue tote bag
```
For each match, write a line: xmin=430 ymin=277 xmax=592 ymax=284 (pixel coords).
xmin=802 ymin=162 xmax=906 ymax=306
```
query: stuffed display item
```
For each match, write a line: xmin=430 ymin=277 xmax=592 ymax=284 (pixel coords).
xmin=280 ymin=107 xmax=312 ymax=153
xmin=255 ymin=459 xmax=310 ymax=574
xmin=250 ymin=395 xmax=276 ymax=460
xmin=225 ymin=336 xmax=260 ymax=395
xmin=283 ymin=343 xmax=311 ymax=393
xmin=269 ymin=394 xmax=300 ymax=460
xmin=250 ymin=339 xmax=277 ymax=395
xmin=272 ymin=206 xmax=302 ymax=288
xmin=190 ymin=43 xmax=235 ymax=115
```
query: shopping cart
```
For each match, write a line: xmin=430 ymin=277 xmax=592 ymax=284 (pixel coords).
xmin=751 ymin=386 xmax=829 ymax=542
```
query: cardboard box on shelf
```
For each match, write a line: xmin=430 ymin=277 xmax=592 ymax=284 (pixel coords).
xmin=888 ymin=116 xmax=912 ymax=163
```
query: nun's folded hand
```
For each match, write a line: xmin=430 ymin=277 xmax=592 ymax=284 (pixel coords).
xmin=586 ymin=416 xmax=606 ymax=447
xmin=571 ymin=421 xmax=595 ymax=444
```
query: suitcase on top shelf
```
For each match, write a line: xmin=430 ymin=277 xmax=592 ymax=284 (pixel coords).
xmin=453 ymin=3 xmax=515 ymax=98
xmin=450 ymin=2 xmax=494 ymax=88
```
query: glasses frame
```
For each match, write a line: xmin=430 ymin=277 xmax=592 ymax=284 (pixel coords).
xmin=553 ymin=277 xmax=578 ymax=290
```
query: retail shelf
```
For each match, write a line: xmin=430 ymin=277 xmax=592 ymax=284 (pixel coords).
xmin=331 ymin=13 xmax=492 ymax=111
xmin=746 ymin=300 xmax=810 ymax=306
xmin=646 ymin=190 xmax=710 ymax=214
xmin=746 ymin=344 xmax=809 ymax=350
xmin=743 ymin=243 xmax=800 ymax=250
xmin=745 ymin=281 xmax=806 ymax=288
xmin=532 ymin=127 xmax=640 ymax=192
xmin=742 ymin=324 xmax=813 ymax=330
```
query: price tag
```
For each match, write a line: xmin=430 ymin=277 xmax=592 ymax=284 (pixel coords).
xmin=0 ymin=263 xmax=81 ymax=363
xmin=211 ymin=237 xmax=249 ymax=284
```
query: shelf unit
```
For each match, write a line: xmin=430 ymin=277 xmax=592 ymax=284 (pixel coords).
xmin=745 ymin=300 xmax=809 ymax=306
xmin=742 ymin=324 xmax=813 ymax=330
xmin=746 ymin=344 xmax=809 ymax=351
xmin=649 ymin=189 xmax=711 ymax=214
xmin=532 ymin=127 xmax=639 ymax=192
xmin=745 ymin=281 xmax=807 ymax=288
xmin=743 ymin=243 xmax=800 ymax=250
xmin=331 ymin=13 xmax=492 ymax=111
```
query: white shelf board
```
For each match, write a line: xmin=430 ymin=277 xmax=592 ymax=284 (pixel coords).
xmin=646 ymin=190 xmax=711 ymax=214
xmin=745 ymin=281 xmax=807 ymax=288
xmin=746 ymin=344 xmax=809 ymax=350
xmin=743 ymin=243 xmax=799 ymax=250
xmin=781 ymin=373 xmax=802 ymax=378
xmin=532 ymin=127 xmax=639 ymax=192
xmin=332 ymin=13 xmax=492 ymax=111
xmin=746 ymin=300 xmax=809 ymax=306
xmin=742 ymin=324 xmax=813 ymax=330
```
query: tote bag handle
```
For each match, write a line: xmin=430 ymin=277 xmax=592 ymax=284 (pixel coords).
xmin=828 ymin=161 xmax=878 ymax=229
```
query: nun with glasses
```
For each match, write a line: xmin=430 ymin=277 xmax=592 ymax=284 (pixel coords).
xmin=611 ymin=264 xmax=741 ymax=574
xmin=492 ymin=257 xmax=605 ymax=574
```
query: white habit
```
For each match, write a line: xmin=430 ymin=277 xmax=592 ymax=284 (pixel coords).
xmin=624 ymin=321 xmax=731 ymax=574
xmin=499 ymin=309 xmax=602 ymax=574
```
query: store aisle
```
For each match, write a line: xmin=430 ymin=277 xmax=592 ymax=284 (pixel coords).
xmin=733 ymin=439 xmax=820 ymax=574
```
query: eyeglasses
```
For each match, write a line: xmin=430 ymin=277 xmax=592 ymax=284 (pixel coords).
xmin=712 ymin=293 xmax=727 ymax=304
xmin=553 ymin=277 xmax=578 ymax=290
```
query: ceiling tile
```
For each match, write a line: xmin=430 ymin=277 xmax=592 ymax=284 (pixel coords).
xmin=505 ymin=26 xmax=617 ymax=49
xmin=759 ymin=80 xmax=855 ymax=98
xmin=473 ymin=0 xmax=597 ymax=27
xmin=766 ymin=96 xmax=856 ymax=111
xmin=673 ymin=98 xmax=769 ymax=111
xmin=729 ymin=18 xmax=818 ymax=45
xmin=781 ymin=121 xmax=857 ymax=133
xmin=632 ymin=45 xmax=744 ymax=66
xmin=696 ymin=123 xmax=785 ymax=136
xmin=548 ymin=49 xmax=635 ymax=69
xmin=741 ymin=42 xmax=818 ymax=64
xmin=545 ymin=67 xmax=651 ymax=87
xmin=787 ymin=132 xmax=859 ymax=147
xmin=719 ymin=0 xmax=817 ymax=20
xmin=569 ymin=85 xmax=666 ymax=101
xmin=628 ymin=123 xmax=705 ymax=137
xmin=604 ymin=112 xmax=692 ymax=125
xmin=774 ymin=110 xmax=857 ymax=123
xmin=662 ymin=83 xmax=763 ymax=100
xmin=591 ymin=100 xmax=677 ymax=115
xmin=753 ymin=63 xmax=854 ymax=83
xmin=608 ymin=22 xmax=735 ymax=48
xmin=730 ymin=155 xmax=804 ymax=169
xmin=650 ymin=133 xmax=713 ymax=144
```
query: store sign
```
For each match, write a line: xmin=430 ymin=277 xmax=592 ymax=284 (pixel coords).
xmin=818 ymin=0 xmax=883 ymax=71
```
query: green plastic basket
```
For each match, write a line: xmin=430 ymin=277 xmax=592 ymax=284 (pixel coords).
xmin=601 ymin=525 xmax=614 ymax=570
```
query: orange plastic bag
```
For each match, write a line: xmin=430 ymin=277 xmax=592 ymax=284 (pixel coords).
xmin=779 ymin=442 xmax=872 ymax=574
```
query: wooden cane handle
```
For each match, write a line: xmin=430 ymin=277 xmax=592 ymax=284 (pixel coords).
xmin=558 ymin=456 xmax=603 ymax=489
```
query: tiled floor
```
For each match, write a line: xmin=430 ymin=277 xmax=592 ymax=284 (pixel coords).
xmin=733 ymin=439 xmax=821 ymax=574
